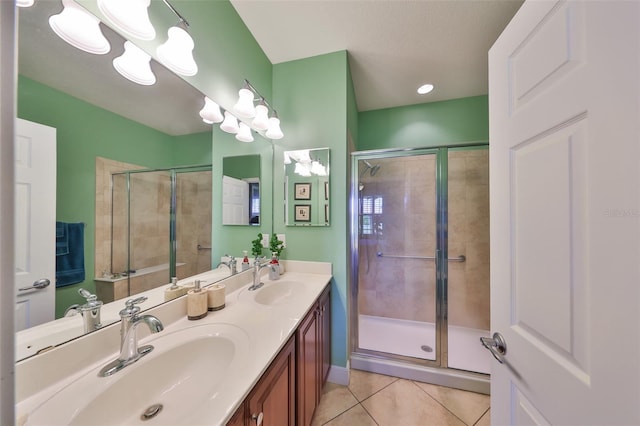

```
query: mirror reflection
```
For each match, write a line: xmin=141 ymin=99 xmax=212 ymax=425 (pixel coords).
xmin=222 ymin=155 xmax=261 ymax=226
xmin=284 ymin=148 xmax=331 ymax=226
xmin=15 ymin=1 xmax=219 ymax=361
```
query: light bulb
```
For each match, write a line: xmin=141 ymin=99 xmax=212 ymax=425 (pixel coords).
xmin=220 ymin=112 xmax=239 ymax=134
xmin=17 ymin=0 xmax=34 ymax=7
xmin=265 ymin=116 xmax=284 ymax=140
xmin=113 ymin=41 xmax=156 ymax=85
xmin=252 ymin=104 xmax=269 ymax=131
xmin=236 ymin=123 xmax=254 ymax=143
xmin=157 ymin=26 xmax=198 ymax=76
xmin=233 ymin=88 xmax=256 ymax=118
xmin=97 ymin=0 xmax=155 ymax=41
xmin=49 ymin=0 xmax=110 ymax=55
xmin=199 ymin=97 xmax=223 ymax=124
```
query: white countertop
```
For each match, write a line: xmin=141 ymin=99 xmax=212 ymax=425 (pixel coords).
xmin=15 ymin=260 xmax=332 ymax=426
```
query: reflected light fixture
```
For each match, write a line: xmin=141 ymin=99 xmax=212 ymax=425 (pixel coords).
xmin=17 ymin=0 xmax=35 ymax=7
xmin=252 ymin=102 xmax=270 ymax=131
xmin=199 ymin=97 xmax=224 ymax=124
xmin=113 ymin=41 xmax=156 ymax=86
xmin=417 ymin=83 xmax=434 ymax=95
xmin=49 ymin=0 xmax=110 ymax=55
xmin=294 ymin=162 xmax=311 ymax=177
xmin=236 ymin=123 xmax=254 ymax=143
xmin=265 ymin=114 xmax=284 ymax=140
xmin=310 ymin=161 xmax=327 ymax=176
xmin=220 ymin=111 xmax=240 ymax=134
xmin=97 ymin=0 xmax=155 ymax=41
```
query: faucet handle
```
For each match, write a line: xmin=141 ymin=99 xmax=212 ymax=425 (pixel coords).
xmin=119 ymin=296 xmax=147 ymax=318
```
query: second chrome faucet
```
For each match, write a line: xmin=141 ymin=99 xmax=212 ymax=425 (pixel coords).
xmin=99 ymin=296 xmax=163 ymax=377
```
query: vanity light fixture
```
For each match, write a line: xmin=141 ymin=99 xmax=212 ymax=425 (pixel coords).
xmin=234 ymin=79 xmax=285 ymax=139
xmin=156 ymin=0 xmax=198 ymax=76
xmin=233 ymin=87 xmax=256 ymax=118
xmin=236 ymin=123 xmax=254 ymax=143
xmin=417 ymin=83 xmax=434 ymax=95
xmin=199 ymin=97 xmax=224 ymax=124
xmin=49 ymin=0 xmax=110 ymax=55
xmin=97 ymin=0 xmax=155 ymax=41
xmin=252 ymin=102 xmax=270 ymax=131
xmin=220 ymin=111 xmax=240 ymax=134
xmin=265 ymin=113 xmax=284 ymax=140
xmin=113 ymin=41 xmax=156 ymax=86
xmin=16 ymin=0 xmax=35 ymax=7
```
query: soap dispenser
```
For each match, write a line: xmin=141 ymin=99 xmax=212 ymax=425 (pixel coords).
xmin=241 ymin=250 xmax=250 ymax=271
xmin=187 ymin=280 xmax=208 ymax=320
xmin=164 ymin=277 xmax=183 ymax=301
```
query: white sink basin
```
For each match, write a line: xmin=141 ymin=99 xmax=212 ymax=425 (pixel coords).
xmin=25 ymin=323 xmax=250 ymax=426
xmin=239 ymin=280 xmax=307 ymax=306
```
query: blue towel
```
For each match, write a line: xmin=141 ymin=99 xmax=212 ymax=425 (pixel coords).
xmin=55 ymin=221 xmax=69 ymax=256
xmin=55 ymin=222 xmax=85 ymax=287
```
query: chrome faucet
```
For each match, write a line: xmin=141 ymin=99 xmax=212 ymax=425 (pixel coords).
xmin=217 ymin=254 xmax=237 ymax=275
xmin=64 ymin=288 xmax=103 ymax=333
xmin=248 ymin=258 xmax=274 ymax=291
xmin=99 ymin=296 xmax=164 ymax=377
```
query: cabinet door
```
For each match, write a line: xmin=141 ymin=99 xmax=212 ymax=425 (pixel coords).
xmin=297 ymin=305 xmax=319 ymax=426
xmin=247 ymin=337 xmax=295 ymax=426
xmin=319 ymin=286 xmax=331 ymax=385
xmin=226 ymin=405 xmax=245 ymax=426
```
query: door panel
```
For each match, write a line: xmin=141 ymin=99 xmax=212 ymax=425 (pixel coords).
xmin=489 ymin=1 xmax=640 ymax=424
xmin=15 ymin=119 xmax=56 ymax=331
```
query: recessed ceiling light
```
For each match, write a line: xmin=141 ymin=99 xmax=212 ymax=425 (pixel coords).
xmin=417 ymin=84 xmax=434 ymax=95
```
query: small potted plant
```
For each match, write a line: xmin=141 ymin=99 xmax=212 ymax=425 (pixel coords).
xmin=251 ymin=233 xmax=263 ymax=259
xmin=269 ymin=234 xmax=285 ymax=279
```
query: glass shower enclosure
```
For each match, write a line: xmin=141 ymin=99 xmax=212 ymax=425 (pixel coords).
xmin=110 ymin=165 xmax=212 ymax=298
xmin=350 ymin=146 xmax=490 ymax=392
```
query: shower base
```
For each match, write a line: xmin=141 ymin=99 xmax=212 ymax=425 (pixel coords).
xmin=358 ymin=314 xmax=491 ymax=374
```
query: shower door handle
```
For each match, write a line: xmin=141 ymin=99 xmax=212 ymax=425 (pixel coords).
xmin=480 ymin=332 xmax=507 ymax=364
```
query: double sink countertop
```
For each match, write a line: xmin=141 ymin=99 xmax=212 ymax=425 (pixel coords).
xmin=16 ymin=260 xmax=332 ymax=425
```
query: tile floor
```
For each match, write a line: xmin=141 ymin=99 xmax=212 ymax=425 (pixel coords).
xmin=311 ymin=370 xmax=490 ymax=426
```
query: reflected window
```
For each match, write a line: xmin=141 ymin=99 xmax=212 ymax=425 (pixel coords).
xmin=361 ymin=195 xmax=383 ymax=235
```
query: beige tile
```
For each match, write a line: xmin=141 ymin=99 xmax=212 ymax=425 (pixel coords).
xmin=348 ymin=369 xmax=398 ymax=402
xmin=475 ymin=408 xmax=490 ymax=426
xmin=311 ymin=383 xmax=359 ymax=426
xmin=413 ymin=382 xmax=490 ymax=426
xmin=323 ymin=404 xmax=377 ymax=426
xmin=361 ymin=379 xmax=465 ymax=426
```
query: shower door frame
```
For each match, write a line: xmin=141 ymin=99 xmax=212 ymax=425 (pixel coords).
xmin=349 ymin=145 xmax=489 ymax=392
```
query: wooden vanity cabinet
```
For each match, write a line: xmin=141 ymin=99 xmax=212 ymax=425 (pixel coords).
xmin=228 ymin=337 xmax=295 ymax=426
xmin=297 ymin=285 xmax=331 ymax=426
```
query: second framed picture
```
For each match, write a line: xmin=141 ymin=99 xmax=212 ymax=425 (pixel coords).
xmin=294 ymin=183 xmax=311 ymax=200
xmin=295 ymin=204 xmax=311 ymax=222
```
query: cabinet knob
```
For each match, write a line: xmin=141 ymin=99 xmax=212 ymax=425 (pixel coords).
xmin=251 ymin=412 xmax=264 ymax=426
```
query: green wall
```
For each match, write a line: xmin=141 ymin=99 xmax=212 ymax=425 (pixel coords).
xmin=358 ymin=95 xmax=489 ymax=150
xmin=222 ymin=154 xmax=261 ymax=179
xmin=272 ymin=51 xmax=350 ymax=368
xmin=17 ymin=76 xmax=211 ymax=317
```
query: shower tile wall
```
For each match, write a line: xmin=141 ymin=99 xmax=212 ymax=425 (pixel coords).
xmin=448 ymin=150 xmax=490 ymax=330
xmin=358 ymin=151 xmax=490 ymax=330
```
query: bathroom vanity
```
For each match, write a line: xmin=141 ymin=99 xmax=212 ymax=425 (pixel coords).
xmin=15 ymin=260 xmax=332 ymax=426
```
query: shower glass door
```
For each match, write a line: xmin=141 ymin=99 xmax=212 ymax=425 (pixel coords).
xmin=354 ymin=151 xmax=439 ymax=363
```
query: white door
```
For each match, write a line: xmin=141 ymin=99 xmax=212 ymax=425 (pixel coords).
xmin=489 ymin=1 xmax=640 ymax=424
xmin=222 ymin=175 xmax=249 ymax=225
xmin=15 ymin=118 xmax=56 ymax=331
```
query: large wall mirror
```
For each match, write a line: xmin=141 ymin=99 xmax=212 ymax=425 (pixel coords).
xmin=284 ymin=148 xmax=331 ymax=226
xmin=222 ymin=154 xmax=261 ymax=226
xmin=14 ymin=1 xmax=238 ymax=362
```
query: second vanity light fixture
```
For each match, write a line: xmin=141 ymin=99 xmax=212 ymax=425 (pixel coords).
xmin=199 ymin=79 xmax=284 ymax=142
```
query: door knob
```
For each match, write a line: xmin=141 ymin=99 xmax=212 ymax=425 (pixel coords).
xmin=480 ymin=332 xmax=507 ymax=364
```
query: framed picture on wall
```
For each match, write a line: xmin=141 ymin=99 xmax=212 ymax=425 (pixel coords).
xmin=294 ymin=183 xmax=311 ymax=200
xmin=295 ymin=204 xmax=311 ymax=222
xmin=324 ymin=181 xmax=329 ymax=200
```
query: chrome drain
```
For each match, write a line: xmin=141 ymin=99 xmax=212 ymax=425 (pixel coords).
xmin=141 ymin=403 xmax=163 ymax=421
xmin=421 ymin=345 xmax=433 ymax=353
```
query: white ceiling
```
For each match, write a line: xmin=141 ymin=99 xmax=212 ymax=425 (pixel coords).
xmin=230 ymin=0 xmax=523 ymax=111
